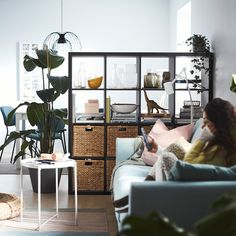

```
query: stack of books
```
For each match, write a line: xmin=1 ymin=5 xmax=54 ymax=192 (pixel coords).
xmin=76 ymin=113 xmax=104 ymax=123
xmin=179 ymin=100 xmax=203 ymax=119
xmin=141 ymin=113 xmax=171 ymax=123
xmin=111 ymin=113 xmax=137 ymax=123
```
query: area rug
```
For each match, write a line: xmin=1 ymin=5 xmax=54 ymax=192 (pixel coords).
xmin=0 ymin=208 xmax=108 ymax=235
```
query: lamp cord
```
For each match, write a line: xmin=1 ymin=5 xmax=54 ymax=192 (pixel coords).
xmin=61 ymin=0 xmax=63 ymax=33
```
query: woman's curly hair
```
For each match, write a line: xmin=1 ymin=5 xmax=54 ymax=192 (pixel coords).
xmin=204 ymin=98 xmax=236 ymax=165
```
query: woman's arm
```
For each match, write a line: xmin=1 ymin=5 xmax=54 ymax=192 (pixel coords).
xmin=183 ymin=140 xmax=206 ymax=163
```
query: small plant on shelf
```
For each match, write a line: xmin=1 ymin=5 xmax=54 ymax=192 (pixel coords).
xmin=185 ymin=34 xmax=211 ymax=92
xmin=186 ymin=34 xmax=210 ymax=53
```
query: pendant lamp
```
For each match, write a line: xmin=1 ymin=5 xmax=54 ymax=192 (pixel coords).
xmin=43 ymin=0 xmax=82 ymax=52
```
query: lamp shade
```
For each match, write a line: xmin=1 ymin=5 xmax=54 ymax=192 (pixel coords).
xmin=43 ymin=32 xmax=82 ymax=53
xmin=164 ymin=81 xmax=175 ymax=95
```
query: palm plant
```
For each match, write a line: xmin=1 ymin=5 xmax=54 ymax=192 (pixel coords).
xmin=0 ymin=48 xmax=69 ymax=163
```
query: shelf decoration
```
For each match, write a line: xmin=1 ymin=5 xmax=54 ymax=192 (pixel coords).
xmin=143 ymin=90 xmax=168 ymax=114
xmin=88 ymin=76 xmax=103 ymax=89
xmin=106 ymin=96 xmax=111 ymax=123
xmin=144 ymin=72 xmax=161 ymax=88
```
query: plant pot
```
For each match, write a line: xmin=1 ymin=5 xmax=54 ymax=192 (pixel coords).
xmin=28 ymin=168 xmax=63 ymax=193
xmin=192 ymin=40 xmax=207 ymax=53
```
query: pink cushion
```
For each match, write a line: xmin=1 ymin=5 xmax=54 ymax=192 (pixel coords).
xmin=141 ymin=120 xmax=194 ymax=166
xmin=149 ymin=119 xmax=169 ymax=136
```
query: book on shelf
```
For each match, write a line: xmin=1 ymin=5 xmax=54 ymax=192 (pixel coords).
xmin=175 ymin=118 xmax=198 ymax=124
xmin=106 ymin=96 xmax=111 ymax=123
xmin=111 ymin=112 xmax=137 ymax=122
xmin=76 ymin=120 xmax=104 ymax=124
xmin=140 ymin=113 xmax=171 ymax=123
xmin=76 ymin=112 xmax=104 ymax=122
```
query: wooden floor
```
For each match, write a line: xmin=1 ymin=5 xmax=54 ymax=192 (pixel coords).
xmin=0 ymin=174 xmax=118 ymax=236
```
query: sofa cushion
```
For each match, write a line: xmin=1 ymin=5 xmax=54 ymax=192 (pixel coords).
xmin=112 ymin=164 xmax=151 ymax=201
xmin=190 ymin=118 xmax=203 ymax=143
xmin=168 ymin=160 xmax=236 ymax=181
xmin=141 ymin=121 xmax=194 ymax=166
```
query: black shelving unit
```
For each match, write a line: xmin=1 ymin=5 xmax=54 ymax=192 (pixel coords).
xmin=68 ymin=52 xmax=214 ymax=194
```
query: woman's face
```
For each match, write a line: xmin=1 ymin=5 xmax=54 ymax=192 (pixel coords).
xmin=202 ymin=111 xmax=217 ymax=134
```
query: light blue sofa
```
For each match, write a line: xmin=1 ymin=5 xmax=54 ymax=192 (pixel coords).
xmin=112 ymin=119 xmax=236 ymax=230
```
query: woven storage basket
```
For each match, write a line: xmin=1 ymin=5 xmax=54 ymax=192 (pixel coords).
xmin=74 ymin=160 xmax=104 ymax=192
xmin=107 ymin=126 xmax=138 ymax=157
xmin=73 ymin=125 xmax=104 ymax=157
xmin=0 ymin=193 xmax=21 ymax=220
xmin=106 ymin=159 xmax=116 ymax=192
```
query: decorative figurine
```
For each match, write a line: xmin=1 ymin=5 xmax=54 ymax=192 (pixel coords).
xmin=143 ymin=90 xmax=168 ymax=114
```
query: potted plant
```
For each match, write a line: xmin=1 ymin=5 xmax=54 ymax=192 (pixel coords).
xmin=186 ymin=34 xmax=210 ymax=53
xmin=0 ymin=48 xmax=69 ymax=193
xmin=185 ymin=34 xmax=211 ymax=91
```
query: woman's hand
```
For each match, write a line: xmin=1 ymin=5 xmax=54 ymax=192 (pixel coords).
xmin=148 ymin=136 xmax=158 ymax=153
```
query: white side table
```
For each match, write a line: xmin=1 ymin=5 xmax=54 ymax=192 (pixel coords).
xmin=20 ymin=158 xmax=78 ymax=231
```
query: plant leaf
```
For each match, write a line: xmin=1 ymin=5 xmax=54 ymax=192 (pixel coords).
xmin=230 ymin=75 xmax=236 ymax=93
xmin=26 ymin=102 xmax=45 ymax=126
xmin=36 ymin=88 xmax=56 ymax=103
xmin=36 ymin=49 xmax=64 ymax=70
xmin=48 ymin=75 xmax=69 ymax=94
xmin=23 ymin=54 xmax=47 ymax=71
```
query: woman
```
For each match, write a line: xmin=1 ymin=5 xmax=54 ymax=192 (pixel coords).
xmin=183 ymin=97 xmax=236 ymax=166
xmin=113 ymin=98 xmax=236 ymax=208
xmin=148 ymin=97 xmax=236 ymax=181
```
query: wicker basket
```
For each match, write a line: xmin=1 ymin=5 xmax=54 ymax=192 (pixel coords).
xmin=107 ymin=125 xmax=138 ymax=157
xmin=73 ymin=159 xmax=105 ymax=192
xmin=106 ymin=159 xmax=116 ymax=192
xmin=73 ymin=125 xmax=104 ymax=157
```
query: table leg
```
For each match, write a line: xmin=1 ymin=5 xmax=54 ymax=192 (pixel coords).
xmin=74 ymin=162 xmax=78 ymax=225
xmin=56 ymin=168 xmax=59 ymax=217
xmin=38 ymin=167 xmax=41 ymax=231
xmin=20 ymin=164 xmax=23 ymax=222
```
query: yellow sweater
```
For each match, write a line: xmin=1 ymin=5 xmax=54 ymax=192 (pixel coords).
xmin=183 ymin=140 xmax=236 ymax=167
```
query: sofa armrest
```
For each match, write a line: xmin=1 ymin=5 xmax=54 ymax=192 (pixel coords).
xmin=129 ymin=181 xmax=236 ymax=229
xmin=116 ymin=137 xmax=139 ymax=164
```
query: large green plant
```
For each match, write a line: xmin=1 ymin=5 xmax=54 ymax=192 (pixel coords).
xmin=0 ymin=49 xmax=69 ymax=163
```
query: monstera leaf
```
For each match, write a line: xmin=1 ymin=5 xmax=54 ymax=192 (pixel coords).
xmin=23 ymin=49 xmax=64 ymax=71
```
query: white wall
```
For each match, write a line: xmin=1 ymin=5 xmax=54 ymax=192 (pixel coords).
xmin=0 ymin=0 xmax=170 ymax=104
xmin=191 ymin=0 xmax=236 ymax=104
xmin=0 ymin=0 xmax=170 ymax=142
xmin=0 ymin=0 xmax=236 ymax=144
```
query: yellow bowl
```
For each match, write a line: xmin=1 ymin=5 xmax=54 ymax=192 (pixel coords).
xmin=88 ymin=76 xmax=103 ymax=89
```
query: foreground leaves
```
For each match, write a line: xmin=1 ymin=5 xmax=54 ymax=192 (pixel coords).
xmin=118 ymin=211 xmax=192 ymax=236
xmin=194 ymin=190 xmax=236 ymax=236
